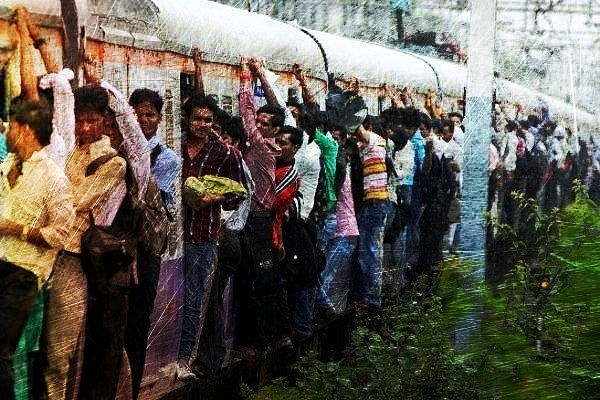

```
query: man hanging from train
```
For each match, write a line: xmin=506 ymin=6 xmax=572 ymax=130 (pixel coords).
xmin=74 ymin=55 xmax=151 ymax=400
xmin=127 ymin=88 xmax=180 ymax=398
xmin=177 ymin=94 xmax=247 ymax=380
xmin=234 ymin=56 xmax=288 ymax=357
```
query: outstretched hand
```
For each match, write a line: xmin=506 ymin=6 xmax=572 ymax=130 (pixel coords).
xmin=247 ymin=57 xmax=264 ymax=76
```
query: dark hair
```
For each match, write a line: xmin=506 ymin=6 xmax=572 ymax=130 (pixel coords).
xmin=222 ymin=116 xmax=246 ymax=147
xmin=527 ymin=114 xmax=540 ymax=127
xmin=9 ymin=97 xmax=53 ymax=146
xmin=389 ymin=126 xmax=408 ymax=151
xmin=380 ymin=107 xmax=403 ymax=127
xmin=363 ymin=115 xmax=385 ymax=137
xmin=280 ymin=125 xmax=304 ymax=147
xmin=298 ymin=111 xmax=317 ymax=142
xmin=419 ymin=112 xmax=432 ymax=129
xmin=214 ymin=108 xmax=231 ymax=129
xmin=330 ymin=124 xmax=348 ymax=140
xmin=505 ymin=120 xmax=518 ymax=132
xmin=518 ymin=119 xmax=529 ymax=130
xmin=448 ymin=112 xmax=463 ymax=121
xmin=286 ymin=99 xmax=304 ymax=113
xmin=183 ymin=94 xmax=220 ymax=120
xmin=430 ymin=118 xmax=442 ymax=130
xmin=400 ymin=107 xmax=421 ymax=130
xmin=74 ymin=85 xmax=110 ymax=115
xmin=442 ymin=119 xmax=454 ymax=131
xmin=257 ymin=104 xmax=285 ymax=129
xmin=129 ymin=88 xmax=164 ymax=113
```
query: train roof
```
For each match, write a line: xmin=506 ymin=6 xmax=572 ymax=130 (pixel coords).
xmin=0 ymin=0 xmax=597 ymax=128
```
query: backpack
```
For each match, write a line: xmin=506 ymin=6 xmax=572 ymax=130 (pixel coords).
xmin=87 ymin=147 xmax=172 ymax=258
xmin=131 ymin=144 xmax=173 ymax=256
xmin=281 ymin=203 xmax=325 ymax=293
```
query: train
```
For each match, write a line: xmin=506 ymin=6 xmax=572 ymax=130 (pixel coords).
xmin=0 ymin=0 xmax=597 ymax=398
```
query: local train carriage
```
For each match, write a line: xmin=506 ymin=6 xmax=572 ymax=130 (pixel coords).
xmin=0 ymin=0 xmax=597 ymax=398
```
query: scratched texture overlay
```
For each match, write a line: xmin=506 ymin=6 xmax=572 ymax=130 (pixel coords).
xmin=1 ymin=1 xmax=599 ymax=399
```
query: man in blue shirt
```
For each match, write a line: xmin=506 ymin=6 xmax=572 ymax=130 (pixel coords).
xmin=127 ymin=88 xmax=181 ymax=399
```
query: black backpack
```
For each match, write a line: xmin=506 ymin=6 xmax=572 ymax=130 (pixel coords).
xmin=86 ymin=147 xmax=172 ymax=258
xmin=281 ymin=204 xmax=325 ymax=293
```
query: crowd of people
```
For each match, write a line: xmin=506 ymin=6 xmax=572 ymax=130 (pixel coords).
xmin=1 ymin=6 xmax=599 ymax=400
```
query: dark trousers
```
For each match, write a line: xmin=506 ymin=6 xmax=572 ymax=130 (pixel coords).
xmin=79 ymin=255 xmax=131 ymax=400
xmin=237 ymin=211 xmax=290 ymax=351
xmin=0 ymin=261 xmax=38 ymax=400
xmin=124 ymin=252 xmax=161 ymax=400
xmin=195 ymin=267 xmax=229 ymax=373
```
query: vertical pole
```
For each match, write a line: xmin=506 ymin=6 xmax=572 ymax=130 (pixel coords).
xmin=396 ymin=9 xmax=404 ymax=44
xmin=567 ymin=53 xmax=578 ymax=136
xmin=60 ymin=0 xmax=82 ymax=86
xmin=461 ymin=0 xmax=497 ymax=265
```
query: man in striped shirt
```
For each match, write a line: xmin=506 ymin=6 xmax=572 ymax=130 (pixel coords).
xmin=353 ymin=122 xmax=389 ymax=308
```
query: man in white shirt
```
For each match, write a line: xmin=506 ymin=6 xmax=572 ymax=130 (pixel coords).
xmin=0 ymin=97 xmax=75 ymax=399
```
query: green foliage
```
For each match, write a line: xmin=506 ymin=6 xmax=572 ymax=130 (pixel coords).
xmin=253 ymin=184 xmax=600 ymax=399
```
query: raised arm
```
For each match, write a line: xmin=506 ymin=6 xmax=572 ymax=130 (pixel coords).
xmin=380 ymin=83 xmax=407 ymax=110
xmin=24 ymin=8 xmax=59 ymax=74
xmin=238 ymin=57 xmax=260 ymax=144
xmin=15 ymin=7 xmax=39 ymax=101
xmin=293 ymin=63 xmax=317 ymax=106
xmin=84 ymin=56 xmax=150 ymax=199
xmin=249 ymin=58 xmax=278 ymax=106
xmin=192 ymin=47 xmax=205 ymax=96
xmin=250 ymin=58 xmax=296 ymax=126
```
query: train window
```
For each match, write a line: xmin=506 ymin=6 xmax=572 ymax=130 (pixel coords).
xmin=208 ymin=93 xmax=219 ymax=105
xmin=180 ymin=72 xmax=194 ymax=104
xmin=221 ymin=95 xmax=233 ymax=115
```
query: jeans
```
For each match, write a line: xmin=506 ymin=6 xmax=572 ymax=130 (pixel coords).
xmin=0 ymin=261 xmax=38 ymax=400
xmin=125 ymin=251 xmax=162 ymax=400
xmin=195 ymin=267 xmax=229 ymax=373
xmin=316 ymin=212 xmax=338 ymax=253
xmin=292 ymin=287 xmax=316 ymax=336
xmin=315 ymin=236 xmax=357 ymax=310
xmin=356 ymin=200 xmax=389 ymax=307
xmin=178 ymin=242 xmax=217 ymax=362
xmin=406 ymin=185 xmax=421 ymax=266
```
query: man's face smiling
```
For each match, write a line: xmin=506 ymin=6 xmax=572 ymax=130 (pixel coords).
xmin=188 ymin=107 xmax=214 ymax=140
xmin=133 ymin=101 xmax=161 ymax=140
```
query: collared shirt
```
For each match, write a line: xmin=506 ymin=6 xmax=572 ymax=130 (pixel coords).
xmin=313 ymin=129 xmax=339 ymax=212
xmin=294 ymin=132 xmax=321 ymax=220
xmin=335 ymin=165 xmax=359 ymax=237
xmin=0 ymin=133 xmax=7 ymax=162
xmin=182 ymin=133 xmax=246 ymax=244
xmin=489 ymin=143 xmax=500 ymax=175
xmin=434 ymin=137 xmax=464 ymax=170
xmin=239 ymin=75 xmax=280 ymax=211
xmin=402 ymin=130 xmax=425 ymax=186
xmin=361 ymin=132 xmax=388 ymax=202
xmin=273 ymin=161 xmax=300 ymax=247
xmin=64 ymin=135 xmax=127 ymax=253
xmin=0 ymin=149 xmax=75 ymax=288
xmin=395 ymin=139 xmax=414 ymax=184
xmin=148 ymin=134 xmax=181 ymax=205
xmin=101 ymin=80 xmax=151 ymax=202
xmin=498 ymin=130 xmax=519 ymax=172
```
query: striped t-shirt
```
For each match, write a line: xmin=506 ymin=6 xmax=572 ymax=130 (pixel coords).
xmin=361 ymin=132 xmax=389 ymax=201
